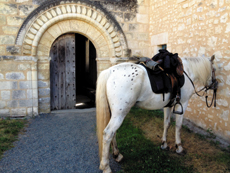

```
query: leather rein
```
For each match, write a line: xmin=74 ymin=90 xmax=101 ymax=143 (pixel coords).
xmin=183 ymin=61 xmax=218 ymax=108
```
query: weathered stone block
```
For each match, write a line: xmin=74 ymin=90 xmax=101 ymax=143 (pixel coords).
xmin=151 ymin=32 xmax=168 ymax=46
xmin=0 ymin=35 xmax=15 ymax=45
xmin=7 ymin=100 xmax=18 ymax=108
xmin=7 ymin=16 xmax=25 ymax=26
xmin=0 ymin=81 xmax=17 ymax=89
xmin=0 ymin=109 xmax=10 ymax=115
xmin=2 ymin=26 xmax=18 ymax=34
xmin=19 ymin=5 xmax=34 ymax=16
xmin=0 ymin=73 xmax=3 ymax=80
xmin=0 ymin=15 xmax=6 ymax=25
xmin=138 ymin=5 xmax=149 ymax=14
xmin=129 ymin=24 xmax=138 ymax=31
xmin=6 ymin=72 xmax=25 ymax=80
xmin=33 ymin=99 xmax=38 ymax=107
xmin=15 ymin=0 xmax=29 ymax=2
xmin=1 ymin=91 xmax=10 ymax=100
xmin=137 ymin=33 xmax=148 ymax=40
xmin=38 ymin=70 xmax=49 ymax=80
xmin=124 ymin=13 xmax=136 ymax=22
xmin=27 ymin=107 xmax=38 ymax=116
xmin=6 ymin=46 xmax=21 ymax=55
xmin=220 ymin=13 xmax=228 ymax=23
xmin=32 ymin=0 xmax=46 ymax=5
xmin=12 ymin=90 xmax=26 ymax=99
xmin=0 ymin=3 xmax=17 ymax=15
xmin=19 ymin=81 xmax=32 ymax=89
xmin=0 ymin=46 xmax=5 ymax=55
xmin=220 ymin=110 xmax=229 ymax=121
xmin=27 ymin=89 xmax=33 ymax=99
xmin=38 ymin=80 xmax=48 ymax=88
xmin=38 ymin=103 xmax=50 ymax=113
xmin=136 ymin=14 xmax=148 ymax=24
xmin=19 ymin=99 xmax=33 ymax=107
xmin=38 ymin=88 xmax=50 ymax=97
xmin=0 ymin=100 xmax=6 ymax=109
xmin=11 ymin=108 xmax=26 ymax=115
xmin=18 ymin=64 xmax=31 ymax=71
xmin=38 ymin=97 xmax=50 ymax=104
xmin=111 ymin=12 xmax=124 ymax=22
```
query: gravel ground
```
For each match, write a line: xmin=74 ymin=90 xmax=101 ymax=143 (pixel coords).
xmin=0 ymin=109 xmax=121 ymax=173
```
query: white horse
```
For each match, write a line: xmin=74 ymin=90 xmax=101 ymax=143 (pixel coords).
xmin=96 ymin=56 xmax=216 ymax=173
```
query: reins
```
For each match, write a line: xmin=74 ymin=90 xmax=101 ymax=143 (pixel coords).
xmin=183 ymin=63 xmax=218 ymax=108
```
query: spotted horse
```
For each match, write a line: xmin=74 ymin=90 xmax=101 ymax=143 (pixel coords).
xmin=96 ymin=55 xmax=218 ymax=173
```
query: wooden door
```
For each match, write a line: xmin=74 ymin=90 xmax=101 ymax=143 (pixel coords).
xmin=50 ymin=34 xmax=76 ymax=110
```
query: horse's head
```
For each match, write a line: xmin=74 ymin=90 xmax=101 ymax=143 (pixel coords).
xmin=205 ymin=55 xmax=218 ymax=91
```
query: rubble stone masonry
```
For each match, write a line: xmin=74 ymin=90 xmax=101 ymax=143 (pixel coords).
xmin=149 ymin=0 xmax=230 ymax=142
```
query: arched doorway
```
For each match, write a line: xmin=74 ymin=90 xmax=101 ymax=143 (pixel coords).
xmin=15 ymin=2 xmax=129 ymax=113
xmin=50 ymin=33 xmax=96 ymax=110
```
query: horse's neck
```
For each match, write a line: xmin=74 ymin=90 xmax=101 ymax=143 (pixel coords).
xmin=182 ymin=60 xmax=197 ymax=82
xmin=182 ymin=58 xmax=210 ymax=86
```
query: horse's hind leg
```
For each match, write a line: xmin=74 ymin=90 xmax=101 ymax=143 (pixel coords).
xmin=100 ymin=115 xmax=126 ymax=173
xmin=161 ymin=107 xmax=172 ymax=150
xmin=111 ymin=133 xmax=123 ymax=162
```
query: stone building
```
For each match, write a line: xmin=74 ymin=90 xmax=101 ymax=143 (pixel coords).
xmin=0 ymin=0 xmax=229 ymax=142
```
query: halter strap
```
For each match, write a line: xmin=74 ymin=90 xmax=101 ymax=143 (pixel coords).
xmin=183 ymin=68 xmax=218 ymax=108
xmin=183 ymin=70 xmax=206 ymax=97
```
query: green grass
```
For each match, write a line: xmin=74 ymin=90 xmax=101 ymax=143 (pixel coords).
xmin=0 ymin=118 xmax=27 ymax=159
xmin=116 ymin=107 xmax=230 ymax=172
xmin=116 ymin=109 xmax=193 ymax=173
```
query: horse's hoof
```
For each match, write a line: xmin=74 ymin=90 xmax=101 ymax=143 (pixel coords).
xmin=103 ymin=169 xmax=112 ymax=173
xmin=176 ymin=149 xmax=186 ymax=155
xmin=100 ymin=165 xmax=112 ymax=173
xmin=161 ymin=145 xmax=169 ymax=150
xmin=115 ymin=153 xmax=123 ymax=162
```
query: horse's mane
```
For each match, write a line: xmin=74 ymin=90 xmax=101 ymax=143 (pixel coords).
xmin=182 ymin=57 xmax=212 ymax=86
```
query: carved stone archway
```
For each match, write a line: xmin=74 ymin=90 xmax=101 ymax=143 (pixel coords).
xmin=16 ymin=1 xmax=128 ymax=58
xmin=15 ymin=0 xmax=129 ymax=113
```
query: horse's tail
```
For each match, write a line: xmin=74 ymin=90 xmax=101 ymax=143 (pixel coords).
xmin=96 ymin=69 xmax=111 ymax=161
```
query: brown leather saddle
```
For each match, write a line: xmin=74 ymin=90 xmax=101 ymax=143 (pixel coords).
xmin=138 ymin=49 xmax=185 ymax=114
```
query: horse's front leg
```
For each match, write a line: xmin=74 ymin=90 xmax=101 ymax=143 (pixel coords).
xmin=175 ymin=101 xmax=188 ymax=154
xmin=161 ymin=107 xmax=172 ymax=150
xmin=100 ymin=116 xmax=125 ymax=173
xmin=111 ymin=133 xmax=123 ymax=162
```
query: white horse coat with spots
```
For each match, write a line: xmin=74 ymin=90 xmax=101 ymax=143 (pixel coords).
xmin=96 ymin=57 xmax=216 ymax=173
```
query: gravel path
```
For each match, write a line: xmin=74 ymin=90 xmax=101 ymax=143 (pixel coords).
xmin=0 ymin=109 xmax=121 ymax=173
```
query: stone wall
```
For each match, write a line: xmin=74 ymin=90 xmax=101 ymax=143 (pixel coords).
xmin=101 ymin=0 xmax=151 ymax=57
xmin=0 ymin=56 xmax=38 ymax=117
xmin=149 ymin=0 xmax=230 ymax=142
xmin=0 ymin=0 xmax=151 ymax=116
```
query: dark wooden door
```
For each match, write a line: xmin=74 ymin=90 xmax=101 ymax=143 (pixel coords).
xmin=50 ymin=34 xmax=76 ymax=110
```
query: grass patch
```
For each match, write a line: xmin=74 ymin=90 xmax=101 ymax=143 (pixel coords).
xmin=117 ymin=107 xmax=230 ymax=173
xmin=116 ymin=109 xmax=193 ymax=173
xmin=0 ymin=118 xmax=27 ymax=159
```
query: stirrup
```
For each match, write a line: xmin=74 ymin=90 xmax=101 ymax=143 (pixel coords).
xmin=173 ymin=102 xmax=183 ymax=115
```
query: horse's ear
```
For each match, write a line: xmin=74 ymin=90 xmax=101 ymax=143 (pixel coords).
xmin=211 ymin=55 xmax=215 ymax=62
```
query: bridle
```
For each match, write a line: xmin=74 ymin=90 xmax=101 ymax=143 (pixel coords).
xmin=183 ymin=60 xmax=218 ymax=108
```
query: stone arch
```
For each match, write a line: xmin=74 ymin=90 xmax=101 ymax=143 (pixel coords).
xmin=16 ymin=1 xmax=128 ymax=58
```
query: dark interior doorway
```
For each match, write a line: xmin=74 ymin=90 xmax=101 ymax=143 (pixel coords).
xmin=75 ymin=34 xmax=97 ymax=108
xmin=50 ymin=33 xmax=97 ymax=110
